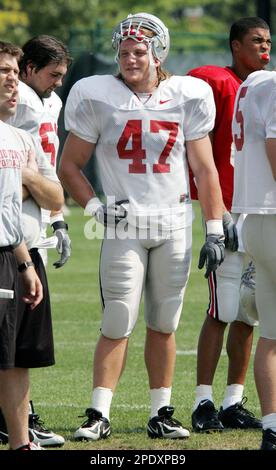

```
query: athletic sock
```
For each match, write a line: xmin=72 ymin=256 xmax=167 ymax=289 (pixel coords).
xmin=222 ymin=384 xmax=244 ymax=410
xmin=150 ymin=387 xmax=171 ymax=418
xmin=262 ymin=413 xmax=276 ymax=432
xmin=193 ymin=385 xmax=213 ymax=411
xmin=91 ymin=387 xmax=113 ymax=420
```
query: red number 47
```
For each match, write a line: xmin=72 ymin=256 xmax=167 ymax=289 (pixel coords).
xmin=117 ymin=119 xmax=179 ymax=174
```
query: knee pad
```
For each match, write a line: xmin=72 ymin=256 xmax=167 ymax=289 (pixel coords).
xmin=146 ymin=296 xmax=183 ymax=333
xmin=101 ymin=300 xmax=134 ymax=339
xmin=216 ymin=281 xmax=240 ymax=323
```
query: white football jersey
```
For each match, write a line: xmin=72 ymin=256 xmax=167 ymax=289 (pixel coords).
xmin=8 ymin=80 xmax=62 ymax=225
xmin=8 ymin=81 xmax=62 ymax=169
xmin=232 ymin=70 xmax=276 ymax=214
xmin=65 ymin=75 xmax=215 ymax=229
xmin=15 ymin=129 xmax=59 ymax=250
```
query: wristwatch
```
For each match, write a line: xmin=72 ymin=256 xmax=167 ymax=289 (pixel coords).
xmin=18 ymin=261 xmax=35 ymax=272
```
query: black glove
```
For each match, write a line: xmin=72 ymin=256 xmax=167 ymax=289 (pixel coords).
xmin=51 ymin=221 xmax=71 ymax=269
xmin=95 ymin=200 xmax=129 ymax=227
xmin=198 ymin=234 xmax=225 ymax=278
xmin=223 ymin=211 xmax=238 ymax=252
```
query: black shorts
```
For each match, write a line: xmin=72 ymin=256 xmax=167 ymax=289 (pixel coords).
xmin=0 ymin=247 xmax=18 ymax=369
xmin=15 ymin=248 xmax=55 ymax=368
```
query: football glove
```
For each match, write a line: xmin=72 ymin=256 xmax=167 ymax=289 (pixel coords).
xmin=223 ymin=211 xmax=238 ymax=252
xmin=85 ymin=197 xmax=129 ymax=226
xmin=51 ymin=221 xmax=71 ymax=269
xmin=198 ymin=234 xmax=225 ymax=278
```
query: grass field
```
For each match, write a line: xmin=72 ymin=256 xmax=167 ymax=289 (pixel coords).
xmin=23 ymin=203 xmax=262 ymax=450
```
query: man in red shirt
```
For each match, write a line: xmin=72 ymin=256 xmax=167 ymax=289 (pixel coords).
xmin=189 ymin=17 xmax=271 ymax=432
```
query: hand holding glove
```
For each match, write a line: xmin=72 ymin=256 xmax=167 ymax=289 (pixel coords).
xmin=85 ymin=197 xmax=129 ymax=226
xmin=51 ymin=219 xmax=71 ymax=269
xmin=223 ymin=211 xmax=238 ymax=252
xmin=198 ymin=220 xmax=225 ymax=278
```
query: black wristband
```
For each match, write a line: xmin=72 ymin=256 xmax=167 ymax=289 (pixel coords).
xmin=18 ymin=261 xmax=35 ymax=273
xmin=51 ymin=221 xmax=68 ymax=232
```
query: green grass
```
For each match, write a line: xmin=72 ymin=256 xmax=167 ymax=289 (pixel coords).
xmin=25 ymin=202 xmax=262 ymax=450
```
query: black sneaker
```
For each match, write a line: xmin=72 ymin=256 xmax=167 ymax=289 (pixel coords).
xmin=28 ymin=401 xmax=64 ymax=447
xmin=218 ymin=397 xmax=262 ymax=429
xmin=0 ymin=408 xmax=8 ymax=444
xmin=261 ymin=428 xmax=276 ymax=450
xmin=192 ymin=399 xmax=224 ymax=432
xmin=0 ymin=401 xmax=64 ymax=447
xmin=147 ymin=406 xmax=190 ymax=439
xmin=74 ymin=408 xmax=111 ymax=441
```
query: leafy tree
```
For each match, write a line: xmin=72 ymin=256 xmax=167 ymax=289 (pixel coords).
xmin=0 ymin=0 xmax=274 ymax=52
xmin=0 ymin=0 xmax=29 ymax=44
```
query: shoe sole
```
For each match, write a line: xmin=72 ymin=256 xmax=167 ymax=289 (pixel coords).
xmin=74 ymin=429 xmax=111 ymax=442
xmin=193 ymin=427 xmax=224 ymax=433
xmin=74 ymin=434 xmax=110 ymax=442
xmin=148 ymin=431 xmax=190 ymax=439
xmin=221 ymin=425 xmax=262 ymax=430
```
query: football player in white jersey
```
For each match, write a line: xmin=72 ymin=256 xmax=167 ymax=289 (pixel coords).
xmin=232 ymin=70 xmax=276 ymax=450
xmin=59 ymin=13 xmax=224 ymax=441
xmin=4 ymin=35 xmax=71 ymax=447
xmin=0 ymin=40 xmax=44 ymax=451
xmin=8 ymin=35 xmax=72 ymax=269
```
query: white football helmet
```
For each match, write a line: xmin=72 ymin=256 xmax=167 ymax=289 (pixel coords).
xmin=112 ymin=12 xmax=170 ymax=63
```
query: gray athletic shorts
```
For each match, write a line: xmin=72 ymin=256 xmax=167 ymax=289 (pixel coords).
xmin=242 ymin=214 xmax=276 ymax=339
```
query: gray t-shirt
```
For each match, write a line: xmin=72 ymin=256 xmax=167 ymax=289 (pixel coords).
xmin=0 ymin=121 xmax=26 ymax=247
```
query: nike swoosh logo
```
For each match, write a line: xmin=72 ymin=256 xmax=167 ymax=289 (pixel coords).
xmin=159 ymin=99 xmax=172 ymax=104
xmin=197 ymin=423 xmax=204 ymax=429
xmin=237 ymin=419 xmax=244 ymax=425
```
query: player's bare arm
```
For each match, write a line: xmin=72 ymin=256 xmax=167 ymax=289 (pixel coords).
xmin=22 ymin=166 xmax=64 ymax=211
xmin=187 ymin=135 xmax=224 ymax=221
xmin=58 ymin=132 xmax=96 ymax=208
xmin=13 ymin=241 xmax=43 ymax=309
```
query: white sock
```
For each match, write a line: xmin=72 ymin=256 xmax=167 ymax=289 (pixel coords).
xmin=262 ymin=413 xmax=276 ymax=432
xmin=193 ymin=385 xmax=213 ymax=411
xmin=28 ymin=402 xmax=32 ymax=415
xmin=222 ymin=384 xmax=244 ymax=410
xmin=91 ymin=387 xmax=113 ymax=420
xmin=150 ymin=387 xmax=171 ymax=418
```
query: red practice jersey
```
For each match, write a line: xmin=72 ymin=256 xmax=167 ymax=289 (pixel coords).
xmin=187 ymin=65 xmax=242 ymax=210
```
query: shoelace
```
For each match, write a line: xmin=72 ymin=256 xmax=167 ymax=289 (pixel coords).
xmin=235 ymin=397 xmax=256 ymax=418
xmin=78 ymin=410 xmax=102 ymax=427
xmin=241 ymin=261 xmax=256 ymax=289
xmin=29 ymin=413 xmax=50 ymax=432
xmin=158 ymin=413 xmax=183 ymax=427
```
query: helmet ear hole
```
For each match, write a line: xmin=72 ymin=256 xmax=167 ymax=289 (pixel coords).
xmin=152 ymin=36 xmax=163 ymax=63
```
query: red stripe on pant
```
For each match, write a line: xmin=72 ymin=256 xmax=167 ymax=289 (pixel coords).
xmin=207 ymin=271 xmax=219 ymax=320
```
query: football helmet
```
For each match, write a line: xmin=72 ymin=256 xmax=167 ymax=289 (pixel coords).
xmin=112 ymin=13 xmax=170 ymax=63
